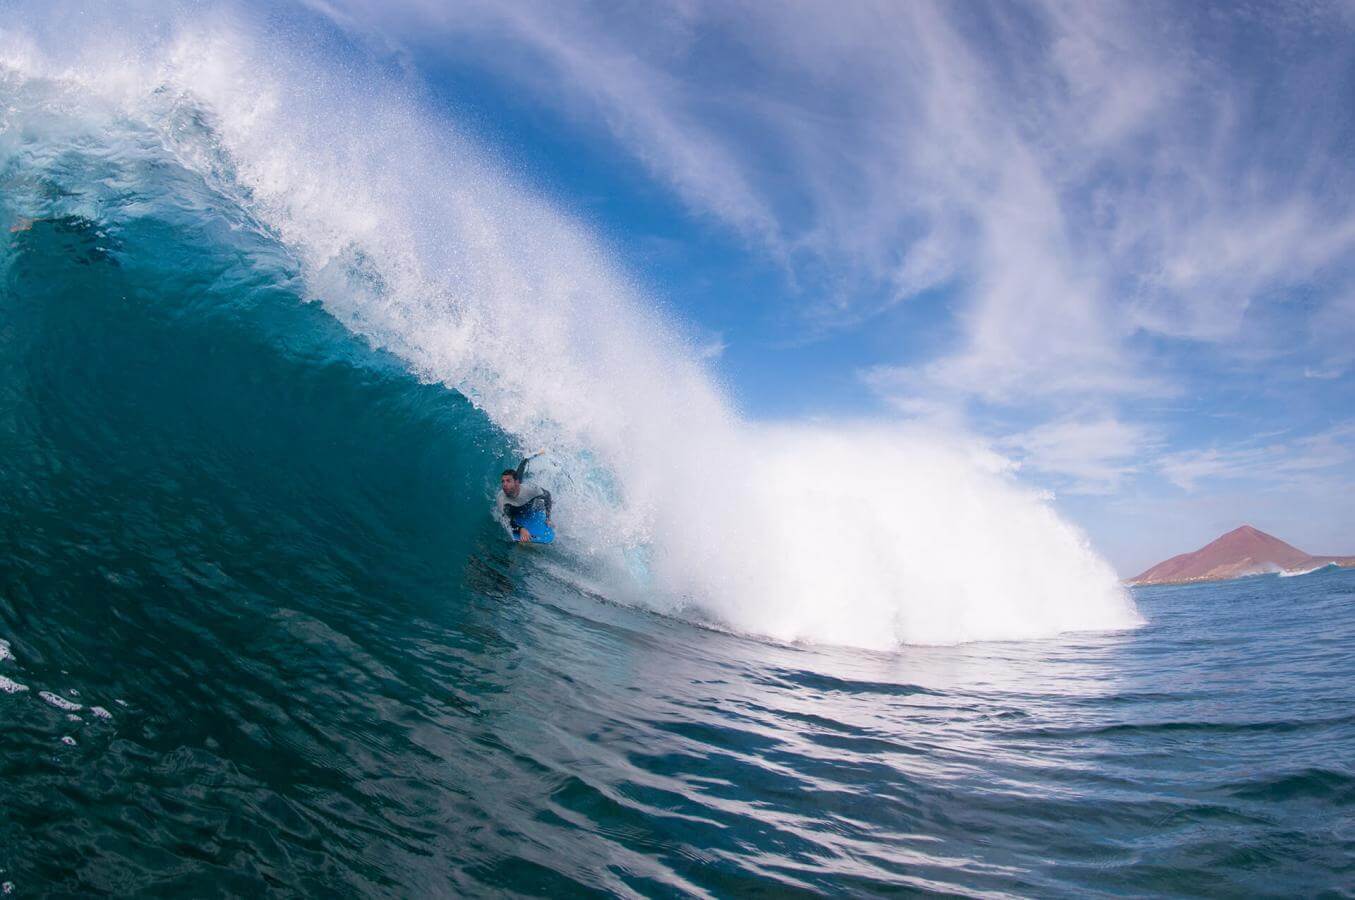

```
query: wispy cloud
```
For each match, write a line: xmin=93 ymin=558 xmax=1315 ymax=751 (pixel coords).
xmin=695 ymin=331 xmax=726 ymax=360
xmin=999 ymin=415 xmax=1161 ymax=495
xmin=1156 ymin=422 xmax=1355 ymax=492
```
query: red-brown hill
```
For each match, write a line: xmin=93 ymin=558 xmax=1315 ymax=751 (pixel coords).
xmin=1128 ymin=525 xmax=1355 ymax=586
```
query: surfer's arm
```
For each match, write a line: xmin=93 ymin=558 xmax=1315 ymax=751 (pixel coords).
xmin=514 ymin=449 xmax=545 ymax=482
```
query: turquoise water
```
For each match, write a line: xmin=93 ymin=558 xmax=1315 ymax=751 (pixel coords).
xmin=1 ymin=42 xmax=1352 ymax=900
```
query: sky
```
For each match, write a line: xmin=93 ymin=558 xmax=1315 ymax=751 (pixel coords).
xmin=282 ymin=0 xmax=1354 ymax=576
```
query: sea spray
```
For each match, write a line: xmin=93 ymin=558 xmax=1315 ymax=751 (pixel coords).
xmin=0 ymin=6 xmax=1141 ymax=647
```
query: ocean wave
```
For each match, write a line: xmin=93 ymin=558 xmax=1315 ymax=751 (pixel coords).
xmin=1279 ymin=562 xmax=1338 ymax=577
xmin=0 ymin=5 xmax=1140 ymax=647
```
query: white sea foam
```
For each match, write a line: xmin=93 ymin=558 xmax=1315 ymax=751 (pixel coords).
xmin=0 ymin=639 xmax=12 ymax=662
xmin=91 ymin=706 xmax=113 ymax=720
xmin=39 ymin=691 xmax=82 ymax=712
xmin=0 ymin=8 xmax=1142 ymax=647
xmin=0 ymin=676 xmax=29 ymax=694
xmin=1279 ymin=562 xmax=1335 ymax=578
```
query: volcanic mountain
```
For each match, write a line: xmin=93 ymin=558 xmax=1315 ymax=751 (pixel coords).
xmin=1128 ymin=525 xmax=1355 ymax=586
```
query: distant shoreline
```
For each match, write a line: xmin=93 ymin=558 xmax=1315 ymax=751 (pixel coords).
xmin=1126 ymin=525 xmax=1355 ymax=587
xmin=1126 ymin=560 xmax=1354 ymax=587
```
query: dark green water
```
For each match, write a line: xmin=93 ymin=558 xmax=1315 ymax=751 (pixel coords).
xmin=1 ymin=59 xmax=1353 ymax=900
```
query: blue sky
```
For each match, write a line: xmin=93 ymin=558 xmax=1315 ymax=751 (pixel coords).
xmin=285 ymin=0 xmax=1354 ymax=575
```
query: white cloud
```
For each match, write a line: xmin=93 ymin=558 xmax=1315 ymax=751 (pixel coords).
xmin=999 ymin=415 xmax=1160 ymax=495
xmin=696 ymin=332 xmax=726 ymax=360
xmin=1156 ymin=422 xmax=1355 ymax=492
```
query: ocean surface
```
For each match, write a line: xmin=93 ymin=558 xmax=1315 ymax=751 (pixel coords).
xmin=2 ymin=13 xmax=1353 ymax=897
xmin=4 ymin=463 xmax=1355 ymax=900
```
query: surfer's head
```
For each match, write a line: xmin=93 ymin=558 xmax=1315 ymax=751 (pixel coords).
xmin=500 ymin=469 xmax=520 ymax=497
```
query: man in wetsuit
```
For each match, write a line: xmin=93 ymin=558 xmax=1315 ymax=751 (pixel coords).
xmin=498 ymin=452 xmax=553 ymax=543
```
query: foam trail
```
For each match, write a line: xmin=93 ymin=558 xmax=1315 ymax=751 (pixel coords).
xmin=0 ymin=5 xmax=1142 ymax=648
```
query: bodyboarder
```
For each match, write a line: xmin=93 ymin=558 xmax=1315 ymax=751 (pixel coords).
xmin=498 ymin=451 xmax=554 ymax=543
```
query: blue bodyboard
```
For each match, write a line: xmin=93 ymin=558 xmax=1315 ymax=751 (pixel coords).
xmin=509 ymin=508 xmax=555 ymax=544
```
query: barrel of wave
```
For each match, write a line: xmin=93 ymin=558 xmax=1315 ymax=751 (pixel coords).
xmin=634 ymin=423 xmax=1141 ymax=649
